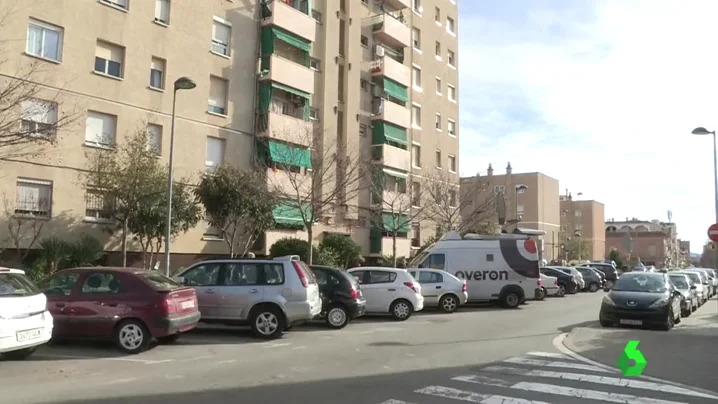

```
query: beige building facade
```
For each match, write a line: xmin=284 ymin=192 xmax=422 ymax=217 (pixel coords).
xmin=559 ymin=196 xmax=605 ymax=261
xmin=0 ymin=0 xmax=459 ymax=265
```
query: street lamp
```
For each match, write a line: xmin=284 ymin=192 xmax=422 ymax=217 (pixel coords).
xmin=515 ymin=184 xmax=527 ymax=224
xmin=164 ymin=77 xmax=197 ymax=275
xmin=691 ymin=127 xmax=718 ymax=224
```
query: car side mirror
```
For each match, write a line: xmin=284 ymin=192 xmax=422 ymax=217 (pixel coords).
xmin=672 ymin=290 xmax=682 ymax=298
xmin=690 ymin=285 xmax=697 ymax=290
xmin=176 ymin=276 xmax=186 ymax=285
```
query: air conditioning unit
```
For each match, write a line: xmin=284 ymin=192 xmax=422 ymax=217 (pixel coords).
xmin=375 ymin=45 xmax=385 ymax=57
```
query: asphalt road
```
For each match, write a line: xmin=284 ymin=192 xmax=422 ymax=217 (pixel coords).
xmin=1 ymin=291 xmax=716 ymax=404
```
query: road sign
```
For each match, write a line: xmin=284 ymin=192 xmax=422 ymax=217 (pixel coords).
xmin=708 ymin=223 xmax=718 ymax=242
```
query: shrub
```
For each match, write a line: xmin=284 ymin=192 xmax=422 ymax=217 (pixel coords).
xmin=269 ymin=238 xmax=312 ymax=262
xmin=318 ymin=235 xmax=362 ymax=269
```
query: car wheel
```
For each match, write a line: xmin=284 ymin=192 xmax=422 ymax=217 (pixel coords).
xmin=325 ymin=304 xmax=350 ymax=329
xmin=660 ymin=309 xmax=674 ymax=331
xmin=588 ymin=283 xmax=599 ymax=293
xmin=501 ymin=291 xmax=521 ymax=308
xmin=692 ymin=302 xmax=697 ymax=312
xmin=114 ymin=319 xmax=151 ymax=354
xmin=674 ymin=309 xmax=681 ymax=324
xmin=439 ymin=294 xmax=460 ymax=313
xmin=682 ymin=309 xmax=691 ymax=318
xmin=537 ymin=287 xmax=546 ymax=300
xmin=556 ymin=284 xmax=566 ymax=297
xmin=599 ymin=319 xmax=612 ymax=328
xmin=157 ymin=334 xmax=180 ymax=344
xmin=250 ymin=306 xmax=285 ymax=339
xmin=1 ymin=347 xmax=36 ymax=360
xmin=605 ymin=280 xmax=614 ymax=289
xmin=390 ymin=299 xmax=413 ymax=321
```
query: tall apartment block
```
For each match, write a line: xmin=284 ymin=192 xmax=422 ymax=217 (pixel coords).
xmin=559 ymin=196 xmax=605 ymax=261
xmin=0 ymin=0 xmax=459 ymax=265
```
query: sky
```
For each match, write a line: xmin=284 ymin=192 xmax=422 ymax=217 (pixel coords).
xmin=457 ymin=0 xmax=718 ymax=254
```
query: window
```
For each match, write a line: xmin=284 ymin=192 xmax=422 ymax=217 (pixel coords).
xmin=418 ymin=271 xmax=443 ymax=284
xmin=85 ymin=111 xmax=117 ymax=147
xmin=435 ymin=150 xmax=442 ymax=168
xmin=211 ymin=17 xmax=232 ymax=57
xmin=487 ymin=254 xmax=494 ymax=262
xmin=309 ymin=58 xmax=321 ymax=71
xmin=367 ymin=271 xmax=397 ymax=284
xmin=435 ymin=41 xmax=441 ymax=58
xmin=94 ymin=41 xmax=124 ymax=78
xmin=311 ymin=10 xmax=322 ymax=23
xmin=411 ymin=223 xmax=421 ymax=247
xmin=150 ymin=57 xmax=165 ymax=89
xmin=494 ymin=185 xmax=505 ymax=194
xmin=181 ymin=264 xmax=220 ymax=287
xmin=223 ymin=263 xmax=261 ymax=286
xmin=448 ymin=154 xmax=456 ymax=172
xmin=205 ymin=136 xmax=225 ymax=173
xmin=435 ymin=113 xmax=441 ymax=130
xmin=575 ymin=210 xmax=582 ymax=217
xmin=26 ymin=19 xmax=63 ymax=62
xmin=309 ymin=108 xmax=319 ymax=120
xmin=435 ymin=77 xmax=441 ymax=94
xmin=412 ymin=65 xmax=421 ymax=89
xmin=359 ymin=124 xmax=367 ymax=137
xmin=419 ymin=254 xmax=445 ymax=269
xmin=41 ymin=272 xmax=80 ymax=296
xmin=146 ymin=124 xmax=162 ymax=155
xmin=85 ymin=189 xmax=114 ymax=221
xmin=412 ymin=28 xmax=421 ymax=50
xmin=101 ymin=0 xmax=128 ymax=10
xmin=412 ymin=144 xmax=421 ymax=167
xmin=208 ymin=76 xmax=228 ymax=115
xmin=360 ymin=35 xmax=368 ymax=47
xmin=435 ymin=7 xmax=441 ymax=23
xmin=517 ymin=204 xmax=524 ymax=216
xmin=447 ymin=49 xmax=455 ymax=67
xmin=154 ymin=0 xmax=170 ymax=24
xmin=203 ymin=214 xmax=221 ymax=238
xmin=446 ymin=16 xmax=455 ymax=34
xmin=411 ymin=181 xmax=421 ymax=206
xmin=449 ymin=190 xmax=457 ymax=207
xmin=81 ymin=273 xmax=124 ymax=294
xmin=15 ymin=179 xmax=52 ymax=218
xmin=412 ymin=104 xmax=422 ymax=128
xmin=448 ymin=119 xmax=456 ymax=136
xmin=412 ymin=0 xmax=422 ymax=14
xmin=448 ymin=84 xmax=456 ymax=101
xmin=20 ymin=99 xmax=57 ymax=138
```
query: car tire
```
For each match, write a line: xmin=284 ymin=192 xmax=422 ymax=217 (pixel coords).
xmin=501 ymin=291 xmax=521 ymax=308
xmin=681 ymin=308 xmax=691 ymax=318
xmin=660 ymin=309 xmax=674 ymax=331
xmin=157 ymin=334 xmax=180 ymax=344
xmin=1 ymin=347 xmax=36 ymax=360
xmin=439 ymin=294 xmax=460 ymax=313
xmin=605 ymin=280 xmax=614 ymax=289
xmin=556 ymin=284 xmax=566 ymax=297
xmin=599 ymin=319 xmax=612 ymax=328
xmin=588 ymin=282 xmax=599 ymax=293
xmin=325 ymin=304 xmax=350 ymax=329
xmin=114 ymin=319 xmax=151 ymax=354
xmin=692 ymin=302 xmax=697 ymax=312
xmin=250 ymin=305 xmax=286 ymax=339
xmin=390 ymin=299 xmax=413 ymax=321
xmin=674 ymin=308 xmax=681 ymax=324
xmin=537 ymin=287 xmax=546 ymax=300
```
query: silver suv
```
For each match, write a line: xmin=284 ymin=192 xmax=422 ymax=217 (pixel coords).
xmin=174 ymin=255 xmax=321 ymax=339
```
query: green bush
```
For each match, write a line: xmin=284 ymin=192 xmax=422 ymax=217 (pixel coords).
xmin=269 ymin=238 xmax=313 ymax=262
xmin=318 ymin=235 xmax=362 ymax=268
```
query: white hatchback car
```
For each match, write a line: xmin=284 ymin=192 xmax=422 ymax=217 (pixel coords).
xmin=0 ymin=268 xmax=53 ymax=359
xmin=407 ymin=268 xmax=467 ymax=313
xmin=347 ymin=267 xmax=424 ymax=321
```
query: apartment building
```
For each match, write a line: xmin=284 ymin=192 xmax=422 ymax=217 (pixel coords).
xmin=459 ymin=164 xmax=560 ymax=261
xmin=605 ymin=218 xmax=675 ymax=267
xmin=559 ymin=195 xmax=605 ymax=261
xmin=0 ymin=0 xmax=459 ymax=264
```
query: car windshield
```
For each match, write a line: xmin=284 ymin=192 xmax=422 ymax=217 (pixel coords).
xmin=613 ymin=274 xmax=666 ymax=293
xmin=681 ymin=272 xmax=701 ymax=283
xmin=669 ymin=276 xmax=689 ymax=289
xmin=0 ymin=273 xmax=41 ymax=297
xmin=142 ymin=272 xmax=182 ymax=291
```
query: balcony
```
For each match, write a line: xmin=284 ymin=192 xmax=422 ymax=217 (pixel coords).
xmin=383 ymin=0 xmax=410 ymax=10
xmin=378 ymin=189 xmax=411 ymax=212
xmin=371 ymin=98 xmax=410 ymax=128
xmin=261 ymin=55 xmax=314 ymax=95
xmin=372 ymin=144 xmax=410 ymax=171
xmin=257 ymin=101 xmax=314 ymax=146
xmin=260 ymin=0 xmax=316 ymax=43
xmin=367 ymin=55 xmax=410 ymax=87
xmin=382 ymin=237 xmax=411 ymax=257
xmin=370 ymin=14 xmax=410 ymax=49
xmin=266 ymin=167 xmax=311 ymax=195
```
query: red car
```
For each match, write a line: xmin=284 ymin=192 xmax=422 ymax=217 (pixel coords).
xmin=39 ymin=267 xmax=200 ymax=354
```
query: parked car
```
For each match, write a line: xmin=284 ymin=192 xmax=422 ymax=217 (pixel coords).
xmin=682 ymin=269 xmax=713 ymax=299
xmin=581 ymin=263 xmax=619 ymax=288
xmin=689 ymin=268 xmax=717 ymax=297
xmin=407 ymin=268 xmax=467 ymax=313
xmin=346 ymin=267 xmax=423 ymax=321
xmin=309 ymin=265 xmax=366 ymax=329
xmin=551 ymin=266 xmax=585 ymax=290
xmin=407 ymin=232 xmax=541 ymax=309
xmin=575 ymin=266 xmax=603 ymax=292
xmin=668 ymin=273 xmax=698 ymax=317
xmin=539 ymin=267 xmax=578 ymax=297
xmin=174 ymin=255 xmax=322 ymax=339
xmin=537 ymin=273 xmax=559 ymax=299
xmin=0 ymin=268 xmax=54 ymax=360
xmin=701 ymin=268 xmax=718 ymax=294
xmin=600 ymin=272 xmax=682 ymax=330
xmin=674 ymin=271 xmax=707 ymax=305
xmin=40 ymin=267 xmax=200 ymax=354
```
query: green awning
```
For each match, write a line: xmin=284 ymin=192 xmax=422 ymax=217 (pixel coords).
xmin=383 ymin=168 xmax=408 ymax=179
xmin=261 ymin=26 xmax=311 ymax=55
xmin=383 ymin=78 xmax=408 ymax=103
xmin=373 ymin=121 xmax=408 ymax=144
xmin=273 ymin=203 xmax=305 ymax=225
xmin=381 ymin=213 xmax=410 ymax=233
xmin=272 ymin=82 xmax=310 ymax=100
xmin=268 ymin=140 xmax=312 ymax=169
xmin=258 ymin=81 xmax=272 ymax=113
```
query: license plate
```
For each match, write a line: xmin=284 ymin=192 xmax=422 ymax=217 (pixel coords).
xmin=180 ymin=300 xmax=195 ymax=309
xmin=620 ymin=319 xmax=642 ymax=326
xmin=16 ymin=328 xmax=42 ymax=342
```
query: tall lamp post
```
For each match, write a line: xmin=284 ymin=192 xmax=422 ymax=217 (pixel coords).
xmin=691 ymin=127 xmax=718 ymax=273
xmin=164 ymin=77 xmax=197 ymax=275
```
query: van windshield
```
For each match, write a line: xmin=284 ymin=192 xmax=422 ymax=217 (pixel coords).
xmin=407 ymin=250 xmax=430 ymax=267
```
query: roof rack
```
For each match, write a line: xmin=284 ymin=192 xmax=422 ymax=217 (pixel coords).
xmin=440 ymin=231 xmax=529 ymax=241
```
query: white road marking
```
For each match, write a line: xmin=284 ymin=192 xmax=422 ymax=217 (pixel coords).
xmin=454 ymin=375 xmax=689 ymax=404
xmin=525 ymin=351 xmax=568 ymax=359
xmin=292 ymin=345 xmax=307 ymax=350
xmin=32 ymin=353 xmax=174 ymax=365
xmin=503 ymin=357 xmax=611 ymax=373
xmin=108 ymin=377 xmax=136 ymax=384
xmin=262 ymin=342 xmax=291 ymax=349
xmin=378 ymin=400 xmax=417 ymax=404
xmin=218 ymin=359 xmax=236 ymax=365
xmin=481 ymin=366 xmax=718 ymax=400
xmin=173 ymin=355 xmax=214 ymax=362
xmin=415 ymin=385 xmax=552 ymax=404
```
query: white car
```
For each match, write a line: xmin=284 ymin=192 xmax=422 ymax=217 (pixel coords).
xmin=347 ymin=267 xmax=424 ymax=320
xmin=407 ymin=268 xmax=468 ymax=313
xmin=0 ymin=268 xmax=53 ymax=359
xmin=538 ymin=273 xmax=559 ymax=299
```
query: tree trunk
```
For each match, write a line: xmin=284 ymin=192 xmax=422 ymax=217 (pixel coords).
xmin=307 ymin=227 xmax=314 ymax=264
xmin=392 ymin=232 xmax=397 ymax=267
xmin=121 ymin=220 xmax=129 ymax=267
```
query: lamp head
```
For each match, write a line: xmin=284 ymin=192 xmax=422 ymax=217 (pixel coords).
xmin=174 ymin=77 xmax=197 ymax=90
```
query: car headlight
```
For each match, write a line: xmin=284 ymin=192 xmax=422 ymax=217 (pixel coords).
xmin=602 ymin=296 xmax=615 ymax=306
xmin=649 ymin=296 xmax=670 ymax=308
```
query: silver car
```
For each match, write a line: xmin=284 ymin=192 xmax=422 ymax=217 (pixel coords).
xmin=408 ymin=268 xmax=468 ymax=313
xmin=552 ymin=266 xmax=585 ymax=290
xmin=175 ymin=255 xmax=322 ymax=339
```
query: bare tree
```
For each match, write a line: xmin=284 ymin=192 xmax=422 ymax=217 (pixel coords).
xmin=1 ymin=192 xmax=45 ymax=261
xmin=0 ymin=1 xmax=80 ymax=161
xmin=257 ymin=126 xmax=369 ymax=264
xmin=423 ymin=172 xmax=496 ymax=235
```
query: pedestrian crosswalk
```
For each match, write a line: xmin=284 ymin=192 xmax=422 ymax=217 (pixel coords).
xmin=377 ymin=351 xmax=718 ymax=404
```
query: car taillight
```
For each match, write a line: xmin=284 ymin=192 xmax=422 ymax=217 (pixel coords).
xmin=537 ymin=278 xmax=542 ymax=287
xmin=161 ymin=296 xmax=177 ymax=314
xmin=292 ymin=261 xmax=309 ymax=288
xmin=404 ymin=281 xmax=419 ymax=293
xmin=462 ymin=281 xmax=467 ymax=292
xmin=349 ymin=287 xmax=358 ymax=300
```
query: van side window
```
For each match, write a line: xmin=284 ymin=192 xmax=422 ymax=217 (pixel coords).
xmin=486 ymin=254 xmax=494 ymax=262
xmin=420 ymin=254 xmax=445 ymax=270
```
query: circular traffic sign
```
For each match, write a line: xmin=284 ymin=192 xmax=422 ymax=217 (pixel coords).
xmin=708 ymin=223 xmax=718 ymax=242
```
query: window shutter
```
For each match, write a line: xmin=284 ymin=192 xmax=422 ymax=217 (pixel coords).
xmin=21 ymin=99 xmax=57 ymax=124
xmin=96 ymin=41 xmax=122 ymax=62
xmin=213 ymin=21 xmax=230 ymax=44
xmin=208 ymin=78 xmax=227 ymax=108
xmin=205 ymin=137 xmax=225 ymax=167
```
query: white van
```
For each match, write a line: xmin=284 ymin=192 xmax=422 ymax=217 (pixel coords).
xmin=407 ymin=231 xmax=541 ymax=308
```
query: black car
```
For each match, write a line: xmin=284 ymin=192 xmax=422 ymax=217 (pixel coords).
xmin=599 ymin=272 xmax=682 ymax=331
xmin=575 ymin=266 xmax=604 ymax=292
xmin=582 ymin=263 xmax=618 ymax=288
xmin=540 ymin=267 xmax=578 ymax=297
xmin=310 ymin=265 xmax=367 ymax=329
